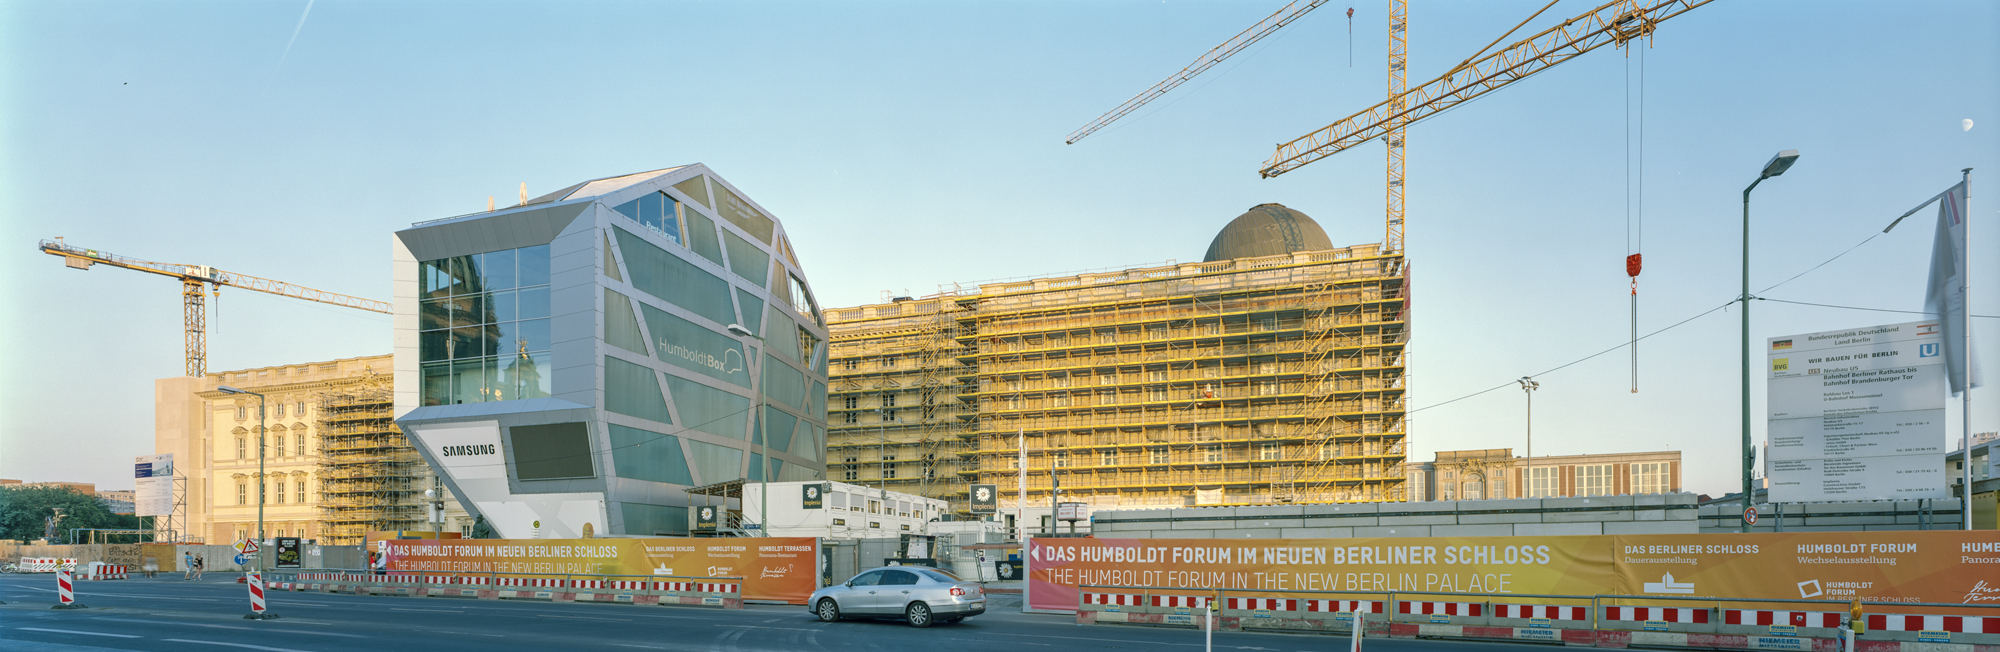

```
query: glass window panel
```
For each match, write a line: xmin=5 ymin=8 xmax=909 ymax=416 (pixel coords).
xmin=734 ymin=289 xmax=763 ymax=335
xmin=484 ymin=248 xmax=517 ymax=291
xmin=790 ymin=421 xmax=820 ymax=462
xmin=517 ymin=245 xmax=551 ymax=287
xmin=684 ymin=439 xmax=744 ymax=485
xmin=796 ymin=326 xmax=819 ymax=366
xmin=619 ymin=503 xmax=688 ymax=536
xmin=488 ymin=290 xmax=517 ymax=324
xmin=452 ymin=359 xmax=485 ymax=404
xmin=612 ymin=226 xmax=735 ymax=325
xmin=464 ymin=253 xmax=489 ymax=294
xmin=420 ymin=331 xmax=449 ymax=362
xmin=444 ymin=255 xmax=478 ymax=296
xmin=640 ymin=192 xmax=665 ymax=234
xmin=789 ymin=273 xmax=818 ymax=323
xmin=603 ymin=231 xmax=624 ymax=282
xmin=713 ymin=184 xmax=776 ymax=243
xmin=421 ymin=260 xmax=451 ymax=298
xmin=613 ymin=197 xmax=644 ymax=223
xmin=481 ymin=357 xmax=500 ymax=402
xmin=762 ymin=304 xmax=801 ymax=363
xmin=422 ymin=362 xmax=452 ymax=407
xmin=605 ymin=288 xmax=649 ymax=355
xmin=662 ymin=375 xmax=750 ymax=441
xmin=450 ymin=326 xmax=484 ymax=360
xmin=761 ymin=406 xmax=798 ymax=453
xmin=488 ymin=355 xmax=515 ymax=402
xmin=495 ymin=320 xmax=520 ymax=358
xmin=683 ymin=210 xmax=724 ymax=266
xmin=517 ymin=286 xmax=550 ymax=320
xmin=721 ymin=230 xmax=770 ymax=288
xmin=519 ymin=352 xmax=552 ymax=399
xmin=452 ymin=294 xmax=488 ymax=327
xmin=761 ymin=354 xmax=806 ymax=411
xmin=605 ymin=356 xmax=672 ymax=423
xmin=637 ymin=301 xmax=751 ymax=387
xmin=659 ymin=194 xmax=683 ymax=245
xmin=748 ymin=453 xmax=766 ymax=482
xmin=808 ymin=381 xmax=826 ymax=422
xmin=515 ymin=318 xmax=551 ymax=353
xmin=420 ymin=297 xmax=452 ymax=331
xmin=673 ymin=175 xmax=710 ymax=208
xmin=608 ymin=424 xmax=693 ymax=485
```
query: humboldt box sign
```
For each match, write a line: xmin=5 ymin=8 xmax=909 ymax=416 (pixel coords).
xmin=383 ymin=537 xmax=820 ymax=604
xmin=1026 ymin=531 xmax=1999 ymax=614
xmin=1767 ymin=321 xmax=1950 ymax=503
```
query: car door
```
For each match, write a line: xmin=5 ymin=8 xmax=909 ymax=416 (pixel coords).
xmin=878 ymin=569 xmax=921 ymax=615
xmin=840 ymin=570 xmax=887 ymax=614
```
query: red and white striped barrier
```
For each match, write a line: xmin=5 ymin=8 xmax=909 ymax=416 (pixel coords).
xmin=497 ymin=577 xmax=565 ymax=588
xmin=1226 ymin=597 xmax=1296 ymax=611
xmin=1399 ymin=601 xmax=1483 ymax=617
xmin=1305 ymin=600 xmax=1384 ymax=613
xmin=1722 ymin=610 xmax=1839 ymax=628
xmin=1150 ymin=595 xmax=1210 ymax=608
xmin=18 ymin=557 xmax=78 ymax=573
xmin=246 ymin=572 xmax=267 ymax=614
xmin=1083 ymin=593 xmax=1145 ymax=606
xmin=57 ymin=568 xmax=76 ymax=605
xmin=1602 ymin=606 xmax=1709 ymax=624
xmin=658 ymin=581 xmax=738 ymax=593
xmin=1867 ymin=613 xmax=2000 ymax=634
xmin=603 ymin=580 xmax=649 ymax=591
xmin=80 ymin=564 xmax=128 ymax=580
xmin=1494 ymin=604 xmax=1590 ymax=621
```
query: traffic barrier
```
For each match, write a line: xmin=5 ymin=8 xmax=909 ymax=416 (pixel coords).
xmin=17 ymin=557 xmax=79 ymax=573
xmin=78 ymin=564 xmax=128 ymax=580
xmin=244 ymin=572 xmax=276 ymax=619
xmin=52 ymin=568 xmax=85 ymax=609
xmin=1072 ymin=586 xmax=2000 ymax=650
xmin=263 ymin=570 xmax=747 ymax=610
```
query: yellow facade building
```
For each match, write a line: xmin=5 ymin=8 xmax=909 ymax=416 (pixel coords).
xmin=825 ymin=205 xmax=1410 ymax=520
xmin=154 ymin=354 xmax=467 ymax=545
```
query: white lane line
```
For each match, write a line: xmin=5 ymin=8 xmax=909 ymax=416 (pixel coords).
xmin=13 ymin=585 xmax=220 ymax=601
xmin=164 ymin=640 xmax=316 ymax=652
xmin=15 ymin=627 xmax=142 ymax=638
xmin=535 ymin=614 xmax=631 ymax=622
xmin=613 ymin=645 xmax=668 ymax=650
xmin=390 ymin=607 xmax=463 ymax=613
xmin=716 ymin=625 xmax=826 ymax=632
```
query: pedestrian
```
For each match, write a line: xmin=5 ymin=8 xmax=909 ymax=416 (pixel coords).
xmin=184 ymin=550 xmax=195 ymax=580
xmin=193 ymin=554 xmax=204 ymax=580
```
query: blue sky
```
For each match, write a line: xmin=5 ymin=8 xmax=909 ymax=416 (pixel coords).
xmin=3 ymin=0 xmax=1994 ymax=495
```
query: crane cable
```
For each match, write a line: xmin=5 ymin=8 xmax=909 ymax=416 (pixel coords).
xmin=1624 ymin=35 xmax=1646 ymax=394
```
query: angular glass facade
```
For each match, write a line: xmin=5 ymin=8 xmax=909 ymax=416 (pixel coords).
xmin=393 ymin=165 xmax=828 ymax=540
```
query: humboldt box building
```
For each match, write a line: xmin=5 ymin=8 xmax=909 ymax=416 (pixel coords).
xmin=825 ymin=204 xmax=1408 ymax=523
xmin=392 ymin=165 xmax=829 ymax=539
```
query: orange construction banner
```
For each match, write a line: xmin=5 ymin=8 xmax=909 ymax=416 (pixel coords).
xmin=384 ymin=537 xmax=820 ymax=604
xmin=1027 ymin=530 xmax=2000 ymax=613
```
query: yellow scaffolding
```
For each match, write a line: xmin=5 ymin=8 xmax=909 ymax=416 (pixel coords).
xmin=314 ymin=382 xmax=425 ymax=544
xmin=826 ymin=244 xmax=1408 ymax=513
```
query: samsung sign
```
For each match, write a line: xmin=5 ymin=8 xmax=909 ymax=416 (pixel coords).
xmin=443 ymin=444 xmax=497 ymax=457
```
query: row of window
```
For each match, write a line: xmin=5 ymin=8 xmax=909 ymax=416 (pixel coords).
xmin=1427 ymin=462 xmax=1672 ymax=500
xmin=233 ymin=436 xmax=309 ymax=459
xmin=420 ymin=245 xmax=552 ymax=299
xmin=420 ymin=352 xmax=555 ymax=406
xmin=234 ymin=402 xmax=309 ymax=420
xmin=234 ymin=481 xmax=309 ymax=505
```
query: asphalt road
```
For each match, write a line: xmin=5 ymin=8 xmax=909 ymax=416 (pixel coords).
xmin=0 ymin=574 xmax=1562 ymax=652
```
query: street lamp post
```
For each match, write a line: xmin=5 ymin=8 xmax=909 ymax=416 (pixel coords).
xmin=217 ymin=385 xmax=267 ymax=571
xmin=726 ymin=324 xmax=770 ymax=535
xmin=1740 ymin=149 xmax=1799 ymax=533
xmin=1517 ymin=377 xmax=1538 ymax=498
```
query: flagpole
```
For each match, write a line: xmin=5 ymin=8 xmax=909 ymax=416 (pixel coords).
xmin=1961 ymin=167 xmax=1973 ymax=531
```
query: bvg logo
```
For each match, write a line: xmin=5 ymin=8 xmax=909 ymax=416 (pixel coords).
xmin=1772 ymin=358 xmax=1789 ymax=372
xmin=1919 ymin=343 xmax=1939 ymax=358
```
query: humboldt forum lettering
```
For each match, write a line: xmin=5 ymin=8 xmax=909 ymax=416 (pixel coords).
xmin=392 ymin=165 xmax=830 ymax=539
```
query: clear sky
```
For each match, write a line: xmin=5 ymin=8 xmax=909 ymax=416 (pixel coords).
xmin=3 ymin=1 xmax=1994 ymax=497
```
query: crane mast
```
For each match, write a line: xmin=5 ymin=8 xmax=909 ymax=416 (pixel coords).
xmin=1385 ymin=0 xmax=1408 ymax=255
xmin=39 ymin=238 xmax=391 ymax=377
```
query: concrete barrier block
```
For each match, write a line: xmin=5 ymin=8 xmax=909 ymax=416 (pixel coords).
xmin=1216 ymin=528 xmax=1283 ymax=539
xmin=1431 ymin=524 xmax=1514 ymax=537
xmin=1604 ymin=521 xmax=1696 ymax=535
xmin=1636 ymin=509 xmax=1667 ymax=521
xmin=1307 ymin=503 xmax=1383 ymax=515
xmin=1512 ymin=523 xmax=1601 ymax=536
xmin=1402 ymin=501 xmax=1460 ymax=513
xmin=1633 ymin=494 xmax=1668 ymax=506
xmin=1459 ymin=512 xmax=1543 ymax=525
xmin=1380 ymin=514 xmax=1457 ymax=526
xmin=1543 ymin=496 xmax=1629 ymax=510
xmin=1173 ymin=507 xmax=1236 ymax=520
xmin=1457 ymin=498 xmax=1544 ymax=513
xmin=1280 ymin=527 xmax=1354 ymax=538
xmin=1547 ymin=510 xmax=1633 ymax=523
xmin=1355 ymin=526 xmax=1431 ymax=537
xmin=1235 ymin=505 xmax=1305 ymax=518
xmin=1170 ymin=519 xmax=1236 ymax=529
xmin=1239 ymin=519 xmax=1305 ymax=529
xmin=1307 ymin=515 xmax=1379 ymax=527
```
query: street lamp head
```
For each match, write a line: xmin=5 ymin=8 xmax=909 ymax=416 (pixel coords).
xmin=1517 ymin=377 xmax=1539 ymax=391
xmin=726 ymin=323 xmax=754 ymax=338
xmin=1760 ymin=150 xmax=1800 ymax=179
xmin=218 ymin=385 xmax=250 ymax=395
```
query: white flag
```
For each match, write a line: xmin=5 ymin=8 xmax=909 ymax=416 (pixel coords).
xmin=1923 ymin=181 xmax=1980 ymax=394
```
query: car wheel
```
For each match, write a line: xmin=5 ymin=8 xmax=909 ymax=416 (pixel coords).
xmin=816 ymin=599 xmax=842 ymax=622
xmin=905 ymin=602 xmax=933 ymax=628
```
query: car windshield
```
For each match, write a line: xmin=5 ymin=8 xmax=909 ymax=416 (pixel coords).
xmin=918 ymin=569 xmax=960 ymax=583
xmin=848 ymin=571 xmax=885 ymax=586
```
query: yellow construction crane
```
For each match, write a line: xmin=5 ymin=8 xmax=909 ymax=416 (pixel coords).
xmin=39 ymin=238 xmax=391 ymax=377
xmin=1263 ymin=0 xmax=1713 ymax=254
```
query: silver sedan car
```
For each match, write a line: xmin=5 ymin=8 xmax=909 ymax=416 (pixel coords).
xmin=809 ymin=566 xmax=986 ymax=627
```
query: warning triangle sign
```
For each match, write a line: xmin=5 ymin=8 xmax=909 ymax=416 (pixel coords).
xmin=242 ymin=539 xmax=260 ymax=554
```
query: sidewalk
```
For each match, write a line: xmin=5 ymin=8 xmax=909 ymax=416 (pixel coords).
xmin=981 ymin=581 xmax=1022 ymax=594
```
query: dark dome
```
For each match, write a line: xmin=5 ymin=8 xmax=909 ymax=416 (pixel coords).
xmin=1202 ymin=203 xmax=1334 ymax=262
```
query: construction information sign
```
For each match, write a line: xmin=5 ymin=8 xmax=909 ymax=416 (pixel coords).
xmin=1767 ymin=321 xmax=1950 ymax=503
xmin=133 ymin=454 xmax=174 ymax=517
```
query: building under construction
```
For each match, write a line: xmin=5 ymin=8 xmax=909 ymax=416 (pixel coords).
xmin=825 ymin=205 xmax=1408 ymax=522
xmin=315 ymin=383 xmax=432 ymax=545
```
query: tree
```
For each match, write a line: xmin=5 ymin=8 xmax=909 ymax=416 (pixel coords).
xmin=0 ymin=486 xmax=141 ymax=543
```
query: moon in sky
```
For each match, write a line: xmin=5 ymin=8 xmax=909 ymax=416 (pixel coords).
xmin=1966 ymin=119 xmax=1976 ymax=132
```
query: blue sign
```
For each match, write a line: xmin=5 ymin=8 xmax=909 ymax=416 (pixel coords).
xmin=234 ymin=553 xmax=248 ymax=565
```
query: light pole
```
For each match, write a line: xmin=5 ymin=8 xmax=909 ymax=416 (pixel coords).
xmin=217 ymin=385 xmax=266 ymax=571
xmin=726 ymin=324 xmax=770 ymax=535
xmin=1517 ymin=377 xmax=1538 ymax=498
xmin=1740 ymin=149 xmax=1799 ymax=533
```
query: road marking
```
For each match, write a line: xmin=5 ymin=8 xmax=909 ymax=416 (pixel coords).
xmin=165 ymin=640 xmax=315 ymax=652
xmin=613 ymin=645 xmax=668 ymax=650
xmin=390 ymin=607 xmax=463 ymax=613
xmin=716 ymin=625 xmax=824 ymax=632
xmin=94 ymin=618 xmax=365 ymax=638
xmin=14 ymin=585 xmax=220 ymax=601
xmin=16 ymin=628 xmax=142 ymax=638
xmin=536 ymin=614 xmax=632 ymax=622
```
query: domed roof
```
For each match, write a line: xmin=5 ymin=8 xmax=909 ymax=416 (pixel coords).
xmin=1202 ymin=203 xmax=1334 ymax=262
